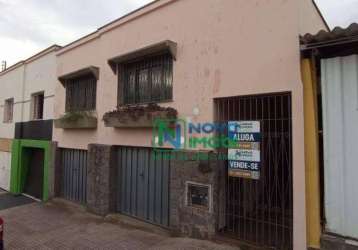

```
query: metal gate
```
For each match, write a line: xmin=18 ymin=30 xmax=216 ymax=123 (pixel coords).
xmin=60 ymin=148 xmax=88 ymax=204
xmin=215 ymin=93 xmax=293 ymax=249
xmin=117 ymin=147 xmax=170 ymax=227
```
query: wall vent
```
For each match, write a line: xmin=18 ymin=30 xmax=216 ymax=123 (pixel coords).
xmin=185 ymin=181 xmax=212 ymax=211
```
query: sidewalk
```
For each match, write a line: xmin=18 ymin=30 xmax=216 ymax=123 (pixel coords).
xmin=0 ymin=192 xmax=34 ymax=211
xmin=0 ymin=199 xmax=239 ymax=249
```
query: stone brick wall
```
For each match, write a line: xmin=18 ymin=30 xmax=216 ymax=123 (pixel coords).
xmin=54 ymin=144 xmax=229 ymax=239
xmin=87 ymin=144 xmax=117 ymax=216
xmin=54 ymin=146 xmax=62 ymax=197
xmin=170 ymin=150 xmax=225 ymax=239
xmin=48 ymin=141 xmax=58 ymax=199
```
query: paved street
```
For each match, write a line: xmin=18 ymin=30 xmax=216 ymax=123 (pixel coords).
xmin=0 ymin=198 xmax=239 ymax=250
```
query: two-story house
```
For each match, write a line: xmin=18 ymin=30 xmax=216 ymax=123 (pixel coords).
xmin=50 ymin=0 xmax=328 ymax=249
xmin=0 ymin=45 xmax=60 ymax=201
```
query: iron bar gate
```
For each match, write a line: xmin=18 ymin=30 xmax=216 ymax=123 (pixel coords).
xmin=215 ymin=93 xmax=293 ymax=249
xmin=117 ymin=147 xmax=170 ymax=227
xmin=60 ymin=148 xmax=88 ymax=204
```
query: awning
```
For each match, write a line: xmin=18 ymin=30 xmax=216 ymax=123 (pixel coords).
xmin=107 ymin=40 xmax=177 ymax=73
xmin=58 ymin=66 xmax=99 ymax=85
xmin=301 ymin=23 xmax=358 ymax=45
xmin=300 ymin=23 xmax=358 ymax=58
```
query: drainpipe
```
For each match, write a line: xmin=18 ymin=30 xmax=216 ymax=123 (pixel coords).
xmin=20 ymin=63 xmax=27 ymax=122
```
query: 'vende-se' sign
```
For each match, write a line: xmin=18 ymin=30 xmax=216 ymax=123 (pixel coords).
xmin=228 ymin=121 xmax=261 ymax=180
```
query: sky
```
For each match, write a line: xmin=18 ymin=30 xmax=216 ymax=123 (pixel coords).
xmin=0 ymin=0 xmax=358 ymax=67
xmin=316 ymin=0 xmax=358 ymax=28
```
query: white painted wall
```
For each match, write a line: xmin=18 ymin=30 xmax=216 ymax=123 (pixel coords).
xmin=321 ymin=55 xmax=358 ymax=239
xmin=23 ymin=52 xmax=57 ymax=121
xmin=0 ymin=49 xmax=58 ymax=137
xmin=0 ymin=151 xmax=11 ymax=191
xmin=0 ymin=66 xmax=25 ymax=139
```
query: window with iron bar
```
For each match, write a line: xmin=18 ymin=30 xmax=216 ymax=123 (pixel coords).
xmin=31 ymin=92 xmax=44 ymax=120
xmin=3 ymin=98 xmax=14 ymax=123
xmin=65 ymin=75 xmax=97 ymax=112
xmin=119 ymin=53 xmax=173 ymax=105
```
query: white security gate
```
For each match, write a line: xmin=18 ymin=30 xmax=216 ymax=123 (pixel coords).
xmin=0 ymin=151 xmax=11 ymax=191
xmin=321 ymin=55 xmax=358 ymax=238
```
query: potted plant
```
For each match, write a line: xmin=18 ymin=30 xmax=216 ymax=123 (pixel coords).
xmin=103 ymin=103 xmax=177 ymax=128
xmin=54 ymin=111 xmax=98 ymax=129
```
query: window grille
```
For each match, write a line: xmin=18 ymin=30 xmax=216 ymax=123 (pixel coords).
xmin=120 ymin=53 xmax=173 ymax=105
xmin=65 ymin=75 xmax=96 ymax=112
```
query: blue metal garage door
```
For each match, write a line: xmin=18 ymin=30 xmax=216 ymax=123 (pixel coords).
xmin=117 ymin=147 xmax=170 ymax=227
xmin=60 ymin=148 xmax=88 ymax=204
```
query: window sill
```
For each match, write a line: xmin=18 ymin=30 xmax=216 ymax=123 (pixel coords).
xmin=54 ymin=111 xmax=97 ymax=129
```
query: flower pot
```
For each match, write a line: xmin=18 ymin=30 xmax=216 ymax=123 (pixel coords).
xmin=54 ymin=111 xmax=98 ymax=129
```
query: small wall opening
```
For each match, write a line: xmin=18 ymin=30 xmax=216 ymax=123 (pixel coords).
xmin=185 ymin=181 xmax=212 ymax=211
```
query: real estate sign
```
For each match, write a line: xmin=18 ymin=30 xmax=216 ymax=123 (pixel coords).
xmin=228 ymin=121 xmax=261 ymax=180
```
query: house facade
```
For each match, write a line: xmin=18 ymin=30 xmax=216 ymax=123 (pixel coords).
xmin=0 ymin=45 xmax=60 ymax=200
xmin=51 ymin=1 xmax=327 ymax=249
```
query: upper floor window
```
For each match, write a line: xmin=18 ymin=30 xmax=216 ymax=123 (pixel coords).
xmin=121 ymin=53 xmax=173 ymax=105
xmin=65 ymin=75 xmax=97 ymax=112
xmin=30 ymin=92 xmax=44 ymax=120
xmin=3 ymin=98 xmax=14 ymax=123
